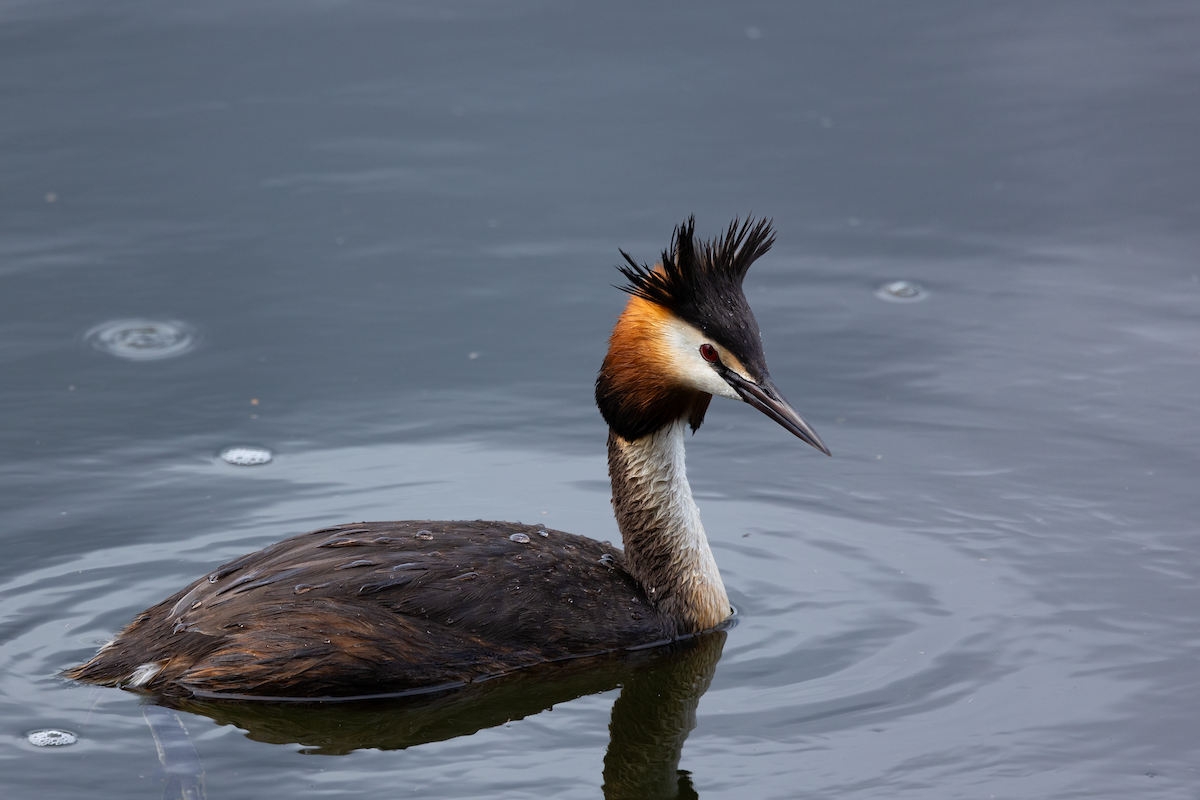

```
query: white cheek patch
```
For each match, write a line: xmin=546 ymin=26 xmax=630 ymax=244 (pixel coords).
xmin=660 ymin=318 xmax=745 ymax=400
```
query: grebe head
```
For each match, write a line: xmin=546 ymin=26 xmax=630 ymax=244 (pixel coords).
xmin=596 ymin=216 xmax=830 ymax=455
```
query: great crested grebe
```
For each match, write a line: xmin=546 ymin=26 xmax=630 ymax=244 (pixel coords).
xmin=65 ymin=217 xmax=829 ymax=700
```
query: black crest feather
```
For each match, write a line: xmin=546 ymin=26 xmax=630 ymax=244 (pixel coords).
xmin=597 ymin=217 xmax=777 ymax=440
xmin=615 ymin=216 xmax=774 ymax=317
xmin=616 ymin=216 xmax=774 ymax=378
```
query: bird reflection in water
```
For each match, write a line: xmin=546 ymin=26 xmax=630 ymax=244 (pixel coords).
xmin=145 ymin=631 xmax=724 ymax=800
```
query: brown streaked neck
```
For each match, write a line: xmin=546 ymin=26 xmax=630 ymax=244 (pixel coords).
xmin=607 ymin=419 xmax=731 ymax=634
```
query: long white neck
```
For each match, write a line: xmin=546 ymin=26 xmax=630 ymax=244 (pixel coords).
xmin=606 ymin=419 xmax=731 ymax=634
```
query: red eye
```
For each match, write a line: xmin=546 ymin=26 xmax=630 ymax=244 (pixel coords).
xmin=699 ymin=344 xmax=719 ymax=363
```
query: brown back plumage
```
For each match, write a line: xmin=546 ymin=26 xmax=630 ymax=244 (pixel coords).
xmin=65 ymin=522 xmax=675 ymax=698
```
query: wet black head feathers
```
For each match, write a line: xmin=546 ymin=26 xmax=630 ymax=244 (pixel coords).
xmin=616 ymin=216 xmax=775 ymax=379
xmin=596 ymin=217 xmax=778 ymax=441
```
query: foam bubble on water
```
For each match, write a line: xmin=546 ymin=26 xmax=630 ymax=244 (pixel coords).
xmin=219 ymin=446 xmax=273 ymax=466
xmin=509 ymin=532 xmax=531 ymax=543
xmin=27 ymin=729 xmax=77 ymax=747
xmin=85 ymin=319 xmax=198 ymax=360
xmin=876 ymin=280 xmax=928 ymax=302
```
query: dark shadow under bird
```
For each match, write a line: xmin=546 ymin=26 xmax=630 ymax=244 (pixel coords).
xmin=150 ymin=631 xmax=727 ymax=800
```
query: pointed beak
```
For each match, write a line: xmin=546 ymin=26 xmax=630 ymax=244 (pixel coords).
xmin=723 ymin=372 xmax=831 ymax=456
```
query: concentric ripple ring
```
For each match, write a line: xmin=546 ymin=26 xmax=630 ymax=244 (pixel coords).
xmin=875 ymin=280 xmax=928 ymax=303
xmin=84 ymin=319 xmax=198 ymax=360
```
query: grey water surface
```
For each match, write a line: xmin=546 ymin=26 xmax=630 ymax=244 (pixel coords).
xmin=2 ymin=1 xmax=1199 ymax=798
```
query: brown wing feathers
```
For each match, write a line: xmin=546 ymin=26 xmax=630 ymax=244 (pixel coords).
xmin=66 ymin=521 xmax=670 ymax=697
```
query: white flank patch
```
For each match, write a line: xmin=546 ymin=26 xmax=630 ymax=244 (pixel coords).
xmin=125 ymin=662 xmax=163 ymax=688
